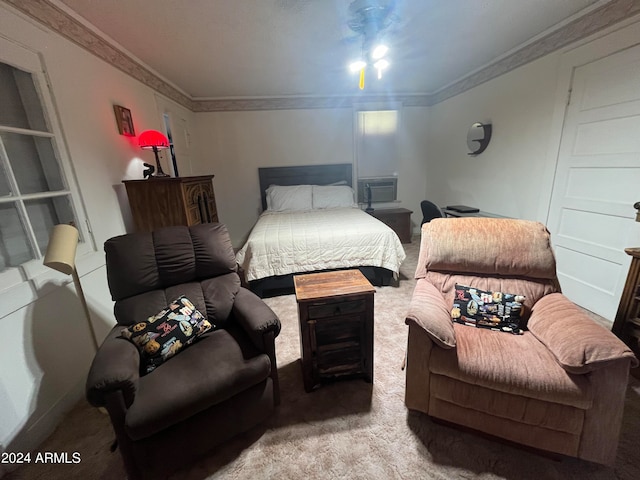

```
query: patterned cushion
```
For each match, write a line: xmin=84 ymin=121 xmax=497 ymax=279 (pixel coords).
xmin=121 ymin=296 xmax=213 ymax=373
xmin=451 ymin=284 xmax=525 ymax=334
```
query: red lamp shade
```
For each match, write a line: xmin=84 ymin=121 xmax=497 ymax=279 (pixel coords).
xmin=138 ymin=130 xmax=169 ymax=150
xmin=138 ymin=129 xmax=170 ymax=177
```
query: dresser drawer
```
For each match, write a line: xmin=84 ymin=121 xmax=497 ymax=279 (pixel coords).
xmin=307 ymin=298 xmax=366 ymax=319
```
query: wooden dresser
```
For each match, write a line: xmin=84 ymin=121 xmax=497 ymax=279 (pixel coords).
xmin=294 ymin=269 xmax=375 ymax=392
xmin=123 ymin=175 xmax=218 ymax=232
xmin=368 ymin=207 xmax=413 ymax=243
xmin=612 ymin=247 xmax=640 ymax=378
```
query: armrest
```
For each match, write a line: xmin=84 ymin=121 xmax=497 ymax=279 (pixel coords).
xmin=405 ymin=278 xmax=456 ymax=349
xmin=86 ymin=326 xmax=140 ymax=408
xmin=529 ymin=293 xmax=638 ymax=374
xmin=232 ymin=287 xmax=281 ymax=351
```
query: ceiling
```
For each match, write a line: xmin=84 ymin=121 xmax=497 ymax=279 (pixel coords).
xmin=55 ymin=0 xmax=607 ymax=100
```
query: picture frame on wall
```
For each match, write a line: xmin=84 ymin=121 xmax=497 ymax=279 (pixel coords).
xmin=114 ymin=105 xmax=135 ymax=136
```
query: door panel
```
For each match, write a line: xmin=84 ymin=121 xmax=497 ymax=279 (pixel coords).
xmin=547 ymin=44 xmax=640 ymax=319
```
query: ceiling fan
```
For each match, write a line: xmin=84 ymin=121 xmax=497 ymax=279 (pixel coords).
xmin=346 ymin=0 xmax=398 ymax=89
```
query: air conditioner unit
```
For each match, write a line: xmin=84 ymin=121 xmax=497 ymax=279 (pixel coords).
xmin=357 ymin=177 xmax=398 ymax=204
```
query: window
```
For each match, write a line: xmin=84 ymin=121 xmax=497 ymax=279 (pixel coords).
xmin=354 ymin=105 xmax=400 ymax=204
xmin=0 ymin=45 xmax=87 ymax=291
xmin=356 ymin=109 xmax=399 ymax=178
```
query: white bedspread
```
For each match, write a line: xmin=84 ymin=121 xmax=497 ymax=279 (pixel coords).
xmin=236 ymin=207 xmax=406 ymax=282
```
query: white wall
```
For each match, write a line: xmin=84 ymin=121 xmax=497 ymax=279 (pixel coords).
xmin=425 ymin=17 xmax=640 ymax=224
xmin=425 ymin=53 xmax=562 ymax=221
xmin=192 ymin=106 xmax=430 ymax=247
xmin=0 ymin=3 xmax=190 ymax=463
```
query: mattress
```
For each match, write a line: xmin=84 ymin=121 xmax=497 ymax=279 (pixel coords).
xmin=236 ymin=207 xmax=407 ymax=282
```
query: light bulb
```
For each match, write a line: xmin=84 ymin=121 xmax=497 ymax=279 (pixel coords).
xmin=374 ymin=59 xmax=390 ymax=70
xmin=372 ymin=44 xmax=389 ymax=60
xmin=349 ymin=60 xmax=367 ymax=73
xmin=374 ymin=58 xmax=389 ymax=79
xmin=359 ymin=68 xmax=365 ymax=90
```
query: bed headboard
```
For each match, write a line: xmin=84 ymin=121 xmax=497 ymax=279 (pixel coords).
xmin=258 ymin=163 xmax=353 ymax=211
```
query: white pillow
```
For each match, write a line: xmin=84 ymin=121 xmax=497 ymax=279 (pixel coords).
xmin=266 ymin=185 xmax=313 ymax=211
xmin=312 ymin=185 xmax=356 ymax=209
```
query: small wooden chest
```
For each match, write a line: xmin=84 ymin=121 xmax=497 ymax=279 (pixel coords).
xmin=294 ymin=269 xmax=375 ymax=392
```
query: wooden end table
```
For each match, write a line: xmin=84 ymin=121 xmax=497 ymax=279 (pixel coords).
xmin=294 ymin=269 xmax=375 ymax=392
xmin=367 ymin=207 xmax=413 ymax=243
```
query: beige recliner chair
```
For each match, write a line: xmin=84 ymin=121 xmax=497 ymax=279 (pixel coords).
xmin=405 ymin=217 xmax=637 ymax=465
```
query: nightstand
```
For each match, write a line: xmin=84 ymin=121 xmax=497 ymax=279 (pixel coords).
xmin=294 ymin=270 xmax=375 ymax=392
xmin=368 ymin=207 xmax=413 ymax=243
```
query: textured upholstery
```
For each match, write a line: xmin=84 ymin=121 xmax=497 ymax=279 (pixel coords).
xmin=405 ymin=218 xmax=637 ymax=465
xmin=87 ymin=223 xmax=281 ymax=480
xmin=529 ymin=293 xmax=637 ymax=374
xmin=415 ymin=217 xmax=559 ymax=280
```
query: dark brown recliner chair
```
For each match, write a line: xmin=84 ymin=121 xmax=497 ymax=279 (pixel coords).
xmin=86 ymin=223 xmax=280 ymax=480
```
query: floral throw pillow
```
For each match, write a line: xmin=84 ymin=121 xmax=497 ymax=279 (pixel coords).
xmin=451 ymin=284 xmax=526 ymax=335
xmin=121 ymin=295 xmax=213 ymax=373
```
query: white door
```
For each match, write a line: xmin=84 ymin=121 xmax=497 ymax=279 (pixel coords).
xmin=155 ymin=95 xmax=194 ymax=177
xmin=547 ymin=44 xmax=640 ymax=320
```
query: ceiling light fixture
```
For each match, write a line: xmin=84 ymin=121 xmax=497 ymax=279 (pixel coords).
xmin=346 ymin=0 xmax=396 ymax=90
xmin=374 ymin=58 xmax=389 ymax=79
xmin=371 ymin=44 xmax=389 ymax=60
xmin=349 ymin=59 xmax=367 ymax=73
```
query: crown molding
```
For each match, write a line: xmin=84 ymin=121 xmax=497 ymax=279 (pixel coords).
xmin=3 ymin=0 xmax=639 ymax=112
xmin=192 ymin=94 xmax=432 ymax=112
xmin=3 ymin=0 xmax=196 ymax=111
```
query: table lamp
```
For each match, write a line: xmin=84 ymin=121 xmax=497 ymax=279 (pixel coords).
xmin=43 ymin=224 xmax=99 ymax=352
xmin=139 ymin=129 xmax=170 ymax=177
xmin=365 ymin=183 xmax=374 ymax=213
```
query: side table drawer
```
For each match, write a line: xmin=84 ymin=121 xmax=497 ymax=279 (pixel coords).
xmin=308 ymin=299 xmax=366 ymax=319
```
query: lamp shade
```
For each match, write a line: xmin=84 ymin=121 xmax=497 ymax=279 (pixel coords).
xmin=138 ymin=130 xmax=169 ymax=150
xmin=43 ymin=224 xmax=79 ymax=275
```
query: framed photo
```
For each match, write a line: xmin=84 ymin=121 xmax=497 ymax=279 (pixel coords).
xmin=114 ymin=105 xmax=135 ymax=136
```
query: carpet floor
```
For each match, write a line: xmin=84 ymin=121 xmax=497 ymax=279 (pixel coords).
xmin=6 ymin=237 xmax=640 ymax=480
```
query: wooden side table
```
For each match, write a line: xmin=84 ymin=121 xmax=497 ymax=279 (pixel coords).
xmin=294 ymin=270 xmax=375 ymax=392
xmin=368 ymin=207 xmax=413 ymax=243
xmin=612 ymin=247 xmax=640 ymax=378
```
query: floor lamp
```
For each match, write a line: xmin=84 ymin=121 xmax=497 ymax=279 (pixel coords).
xmin=43 ymin=224 xmax=99 ymax=352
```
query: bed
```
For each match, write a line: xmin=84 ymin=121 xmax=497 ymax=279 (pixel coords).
xmin=235 ymin=164 xmax=406 ymax=297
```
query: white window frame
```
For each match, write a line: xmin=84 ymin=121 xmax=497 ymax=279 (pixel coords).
xmin=352 ymin=101 xmax=403 ymax=203
xmin=0 ymin=37 xmax=95 ymax=315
